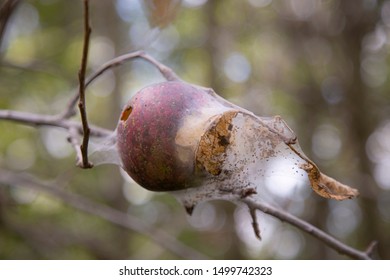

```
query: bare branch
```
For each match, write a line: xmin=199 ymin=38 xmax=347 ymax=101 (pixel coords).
xmin=67 ymin=125 xmax=84 ymax=163
xmin=0 ymin=169 xmax=208 ymax=260
xmin=0 ymin=109 xmax=112 ymax=138
xmin=365 ymin=240 xmax=378 ymax=258
xmin=77 ymin=0 xmax=93 ymax=168
xmin=0 ymin=109 xmax=114 ymax=166
xmin=241 ymin=197 xmax=374 ymax=260
xmin=86 ymin=51 xmax=180 ymax=88
xmin=139 ymin=51 xmax=181 ymax=82
xmin=60 ymin=50 xmax=180 ymax=119
xmin=248 ymin=205 xmax=261 ymax=240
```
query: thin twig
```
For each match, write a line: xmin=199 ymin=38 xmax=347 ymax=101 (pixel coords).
xmin=77 ymin=0 xmax=93 ymax=168
xmin=0 ymin=109 xmax=113 ymax=166
xmin=248 ymin=205 xmax=261 ymax=240
xmin=241 ymin=197 xmax=374 ymax=260
xmin=86 ymin=51 xmax=180 ymax=88
xmin=139 ymin=51 xmax=181 ymax=81
xmin=60 ymin=50 xmax=180 ymax=119
xmin=0 ymin=109 xmax=112 ymax=138
xmin=0 ymin=169 xmax=208 ymax=260
xmin=365 ymin=240 xmax=378 ymax=258
xmin=67 ymin=125 xmax=84 ymax=163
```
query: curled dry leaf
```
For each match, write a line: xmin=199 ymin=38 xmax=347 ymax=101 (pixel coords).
xmin=300 ymin=162 xmax=359 ymax=200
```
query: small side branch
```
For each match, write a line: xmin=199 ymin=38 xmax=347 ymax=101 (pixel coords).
xmin=0 ymin=109 xmax=112 ymax=137
xmin=0 ymin=109 xmax=113 ymax=166
xmin=248 ymin=205 xmax=261 ymax=240
xmin=86 ymin=51 xmax=180 ymax=87
xmin=77 ymin=0 xmax=93 ymax=168
xmin=242 ymin=197 xmax=375 ymax=260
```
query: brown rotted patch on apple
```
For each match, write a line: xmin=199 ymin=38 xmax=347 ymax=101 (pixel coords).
xmin=120 ymin=106 xmax=132 ymax=121
xmin=196 ymin=110 xmax=238 ymax=176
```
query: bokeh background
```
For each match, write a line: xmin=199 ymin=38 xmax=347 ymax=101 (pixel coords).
xmin=1 ymin=0 xmax=390 ymax=259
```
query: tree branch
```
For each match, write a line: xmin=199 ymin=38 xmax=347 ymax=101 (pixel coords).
xmin=0 ymin=109 xmax=112 ymax=138
xmin=60 ymin=50 xmax=180 ymax=119
xmin=77 ymin=0 xmax=93 ymax=168
xmin=0 ymin=109 xmax=113 ymax=166
xmin=241 ymin=197 xmax=376 ymax=260
xmin=0 ymin=169 xmax=208 ymax=260
xmin=86 ymin=51 xmax=180 ymax=87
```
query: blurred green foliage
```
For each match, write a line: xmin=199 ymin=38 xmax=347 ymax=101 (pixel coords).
xmin=0 ymin=0 xmax=389 ymax=259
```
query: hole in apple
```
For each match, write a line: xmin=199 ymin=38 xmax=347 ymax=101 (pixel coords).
xmin=120 ymin=106 xmax=133 ymax=121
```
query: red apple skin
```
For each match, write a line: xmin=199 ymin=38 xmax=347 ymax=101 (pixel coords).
xmin=117 ymin=81 xmax=219 ymax=192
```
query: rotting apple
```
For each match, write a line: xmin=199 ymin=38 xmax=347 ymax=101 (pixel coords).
xmin=116 ymin=80 xmax=359 ymax=214
xmin=116 ymin=81 xmax=232 ymax=192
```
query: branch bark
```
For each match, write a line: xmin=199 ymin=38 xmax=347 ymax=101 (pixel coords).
xmin=0 ymin=109 xmax=113 ymax=167
xmin=77 ymin=0 xmax=93 ymax=168
xmin=242 ymin=197 xmax=376 ymax=260
xmin=60 ymin=50 xmax=180 ymax=120
xmin=0 ymin=109 xmax=112 ymax=138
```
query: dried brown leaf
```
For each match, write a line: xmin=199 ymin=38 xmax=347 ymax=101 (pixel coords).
xmin=300 ymin=162 xmax=359 ymax=200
